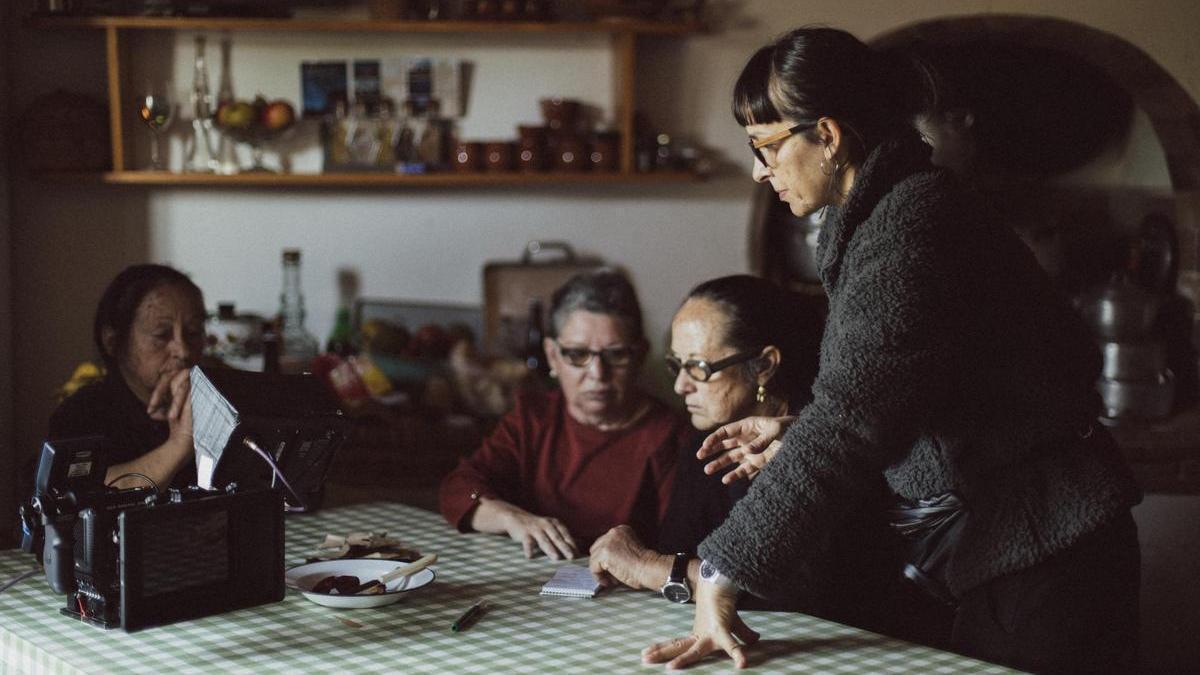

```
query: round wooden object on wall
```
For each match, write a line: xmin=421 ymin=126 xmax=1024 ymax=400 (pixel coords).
xmin=18 ymin=89 xmax=111 ymax=172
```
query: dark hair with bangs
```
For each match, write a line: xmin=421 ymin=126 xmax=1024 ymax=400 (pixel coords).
xmin=733 ymin=27 xmax=918 ymax=160
xmin=732 ymin=46 xmax=781 ymax=126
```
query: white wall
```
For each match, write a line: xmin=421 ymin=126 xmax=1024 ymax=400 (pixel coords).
xmin=6 ymin=0 xmax=1200 ymax=666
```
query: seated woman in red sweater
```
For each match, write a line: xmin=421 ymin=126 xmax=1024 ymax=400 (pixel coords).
xmin=439 ymin=269 xmax=691 ymax=559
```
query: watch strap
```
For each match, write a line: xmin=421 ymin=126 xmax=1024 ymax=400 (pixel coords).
xmin=668 ymin=552 xmax=689 ymax=583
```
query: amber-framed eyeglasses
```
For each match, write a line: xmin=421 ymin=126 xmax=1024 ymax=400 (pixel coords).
xmin=748 ymin=121 xmax=818 ymax=166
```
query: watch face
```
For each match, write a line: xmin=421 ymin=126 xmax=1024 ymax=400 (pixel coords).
xmin=662 ymin=582 xmax=691 ymax=604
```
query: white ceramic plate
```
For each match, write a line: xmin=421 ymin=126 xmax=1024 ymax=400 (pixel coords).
xmin=285 ymin=558 xmax=436 ymax=609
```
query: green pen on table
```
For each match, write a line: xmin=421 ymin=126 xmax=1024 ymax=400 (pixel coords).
xmin=451 ymin=599 xmax=489 ymax=632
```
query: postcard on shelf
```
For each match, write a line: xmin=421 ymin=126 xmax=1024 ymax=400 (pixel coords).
xmin=381 ymin=57 xmax=466 ymax=118
xmin=301 ymin=61 xmax=349 ymax=118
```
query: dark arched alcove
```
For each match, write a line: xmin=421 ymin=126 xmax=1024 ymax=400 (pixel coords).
xmin=752 ymin=14 xmax=1200 ymax=288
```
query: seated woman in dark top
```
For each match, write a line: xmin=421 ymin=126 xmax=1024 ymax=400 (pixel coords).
xmin=589 ymin=275 xmax=895 ymax=624
xmin=438 ymin=269 xmax=691 ymax=559
xmin=44 ymin=264 xmax=207 ymax=492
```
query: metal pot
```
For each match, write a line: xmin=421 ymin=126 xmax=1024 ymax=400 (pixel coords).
xmin=1099 ymin=340 xmax=1167 ymax=381
xmin=1076 ymin=275 xmax=1162 ymax=341
xmin=1096 ymin=370 xmax=1175 ymax=422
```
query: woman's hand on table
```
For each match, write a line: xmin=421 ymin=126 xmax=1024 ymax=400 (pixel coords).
xmin=641 ymin=577 xmax=758 ymax=669
xmin=698 ymin=416 xmax=795 ymax=484
xmin=588 ymin=525 xmax=670 ymax=591
xmin=473 ymin=498 xmax=578 ymax=560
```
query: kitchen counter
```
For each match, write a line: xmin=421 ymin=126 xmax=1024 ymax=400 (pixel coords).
xmin=1109 ymin=404 xmax=1200 ymax=493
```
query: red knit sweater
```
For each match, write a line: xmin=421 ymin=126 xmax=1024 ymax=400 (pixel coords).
xmin=438 ymin=388 xmax=689 ymax=548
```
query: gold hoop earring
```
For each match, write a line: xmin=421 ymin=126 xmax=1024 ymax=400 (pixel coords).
xmin=819 ymin=156 xmax=843 ymax=177
xmin=756 ymin=385 xmax=766 ymax=403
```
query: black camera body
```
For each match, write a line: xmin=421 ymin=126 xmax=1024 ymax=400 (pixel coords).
xmin=21 ymin=436 xmax=285 ymax=631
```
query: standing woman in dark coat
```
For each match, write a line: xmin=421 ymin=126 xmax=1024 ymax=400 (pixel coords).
xmin=641 ymin=27 xmax=1142 ymax=673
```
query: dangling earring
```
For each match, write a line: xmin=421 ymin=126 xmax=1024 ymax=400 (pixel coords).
xmin=756 ymin=385 xmax=766 ymax=403
xmin=819 ymin=156 xmax=836 ymax=177
xmin=818 ymin=154 xmax=843 ymax=221
xmin=548 ymin=369 xmax=557 ymax=379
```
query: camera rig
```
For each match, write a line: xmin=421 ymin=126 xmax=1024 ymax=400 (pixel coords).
xmin=20 ymin=436 xmax=284 ymax=631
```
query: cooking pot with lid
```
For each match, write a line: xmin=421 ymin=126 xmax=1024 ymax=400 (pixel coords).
xmin=1099 ymin=340 xmax=1168 ymax=381
xmin=1076 ymin=274 xmax=1162 ymax=341
xmin=1097 ymin=370 xmax=1175 ymax=422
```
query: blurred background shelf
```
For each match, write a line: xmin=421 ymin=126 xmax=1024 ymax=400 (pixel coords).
xmin=36 ymin=169 xmax=704 ymax=187
xmin=27 ymin=16 xmax=703 ymax=35
xmin=28 ymin=12 xmax=704 ymax=181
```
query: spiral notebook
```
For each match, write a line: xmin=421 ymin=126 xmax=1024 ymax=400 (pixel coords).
xmin=539 ymin=565 xmax=601 ymax=598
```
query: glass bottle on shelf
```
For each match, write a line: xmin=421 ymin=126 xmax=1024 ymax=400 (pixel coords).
xmin=326 ymin=268 xmax=359 ymax=357
xmin=214 ymin=37 xmax=239 ymax=175
xmin=184 ymin=35 xmax=218 ymax=173
xmin=524 ymin=298 xmax=550 ymax=379
xmin=278 ymin=249 xmax=319 ymax=374
xmin=261 ymin=320 xmax=281 ymax=374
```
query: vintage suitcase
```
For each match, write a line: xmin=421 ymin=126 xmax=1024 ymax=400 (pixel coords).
xmin=483 ymin=241 xmax=605 ymax=356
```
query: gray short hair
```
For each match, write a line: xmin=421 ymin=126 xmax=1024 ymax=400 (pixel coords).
xmin=548 ymin=268 xmax=645 ymax=342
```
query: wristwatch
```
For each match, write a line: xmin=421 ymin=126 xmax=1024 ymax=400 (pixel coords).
xmin=699 ymin=559 xmax=737 ymax=591
xmin=660 ymin=552 xmax=692 ymax=604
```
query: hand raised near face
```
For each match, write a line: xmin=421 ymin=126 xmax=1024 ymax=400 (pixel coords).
xmin=148 ymin=369 xmax=193 ymax=445
xmin=697 ymin=415 xmax=795 ymax=484
xmin=146 ymin=364 xmax=189 ymax=421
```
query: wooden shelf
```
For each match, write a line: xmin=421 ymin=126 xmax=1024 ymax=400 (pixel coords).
xmin=39 ymin=169 xmax=703 ymax=187
xmin=30 ymin=13 xmax=702 ymax=184
xmin=27 ymin=15 xmax=702 ymax=35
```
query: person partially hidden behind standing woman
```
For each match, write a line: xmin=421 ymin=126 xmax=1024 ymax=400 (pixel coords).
xmin=590 ymin=275 xmax=898 ymax=631
xmin=640 ymin=27 xmax=1142 ymax=674
xmin=35 ymin=264 xmax=208 ymax=494
xmin=439 ymin=269 xmax=690 ymax=559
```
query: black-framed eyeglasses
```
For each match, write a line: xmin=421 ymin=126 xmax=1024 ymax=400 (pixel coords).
xmin=665 ymin=350 xmax=760 ymax=382
xmin=555 ymin=341 xmax=639 ymax=369
xmin=748 ymin=121 xmax=818 ymax=166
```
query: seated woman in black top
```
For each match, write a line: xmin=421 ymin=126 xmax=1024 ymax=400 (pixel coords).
xmin=44 ymin=264 xmax=207 ymax=491
xmin=590 ymin=275 xmax=895 ymax=623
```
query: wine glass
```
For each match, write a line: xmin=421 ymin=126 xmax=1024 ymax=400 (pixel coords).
xmin=138 ymin=85 xmax=174 ymax=171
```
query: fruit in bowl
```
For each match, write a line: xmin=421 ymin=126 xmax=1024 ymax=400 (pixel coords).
xmin=216 ymin=100 xmax=255 ymax=130
xmin=216 ymin=95 xmax=296 ymax=141
xmin=261 ymin=99 xmax=296 ymax=131
xmin=215 ymin=95 xmax=297 ymax=172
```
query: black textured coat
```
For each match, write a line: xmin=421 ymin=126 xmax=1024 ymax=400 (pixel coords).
xmin=698 ymin=132 xmax=1140 ymax=602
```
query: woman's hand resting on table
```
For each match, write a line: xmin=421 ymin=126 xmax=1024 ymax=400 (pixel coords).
xmin=471 ymin=498 xmax=578 ymax=560
xmin=588 ymin=525 xmax=671 ymax=591
xmin=641 ymin=576 xmax=758 ymax=669
xmin=698 ymin=415 xmax=796 ymax=484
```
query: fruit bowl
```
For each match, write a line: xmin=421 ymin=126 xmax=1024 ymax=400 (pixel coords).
xmin=215 ymin=96 xmax=296 ymax=173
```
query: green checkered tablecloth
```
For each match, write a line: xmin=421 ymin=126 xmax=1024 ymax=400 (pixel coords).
xmin=0 ymin=502 xmax=1015 ymax=674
